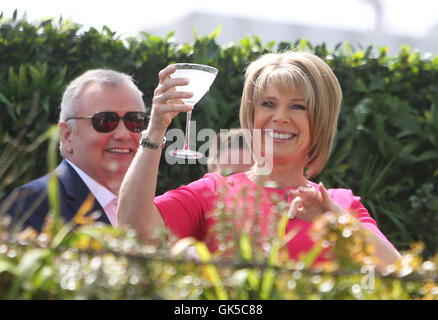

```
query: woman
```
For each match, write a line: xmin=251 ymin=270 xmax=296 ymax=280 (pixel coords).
xmin=118 ymin=51 xmax=400 ymax=270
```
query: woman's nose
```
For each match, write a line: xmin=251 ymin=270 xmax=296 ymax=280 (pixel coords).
xmin=272 ymin=107 xmax=290 ymax=124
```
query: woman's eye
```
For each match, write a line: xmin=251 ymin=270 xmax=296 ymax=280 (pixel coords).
xmin=261 ymin=101 xmax=274 ymax=108
xmin=291 ymin=104 xmax=306 ymax=110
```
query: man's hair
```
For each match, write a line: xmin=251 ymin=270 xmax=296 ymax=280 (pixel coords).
xmin=59 ymin=69 xmax=145 ymax=122
xmin=58 ymin=69 xmax=145 ymax=156
xmin=239 ymin=51 xmax=343 ymax=178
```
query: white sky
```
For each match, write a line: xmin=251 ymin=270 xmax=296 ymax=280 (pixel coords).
xmin=2 ymin=0 xmax=438 ymax=38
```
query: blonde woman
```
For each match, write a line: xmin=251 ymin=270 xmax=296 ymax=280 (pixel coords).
xmin=118 ymin=51 xmax=400 ymax=270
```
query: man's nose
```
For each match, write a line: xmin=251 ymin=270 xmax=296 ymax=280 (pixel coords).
xmin=111 ymin=121 xmax=132 ymax=139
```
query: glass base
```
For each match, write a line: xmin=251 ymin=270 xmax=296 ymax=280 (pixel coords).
xmin=169 ymin=149 xmax=203 ymax=159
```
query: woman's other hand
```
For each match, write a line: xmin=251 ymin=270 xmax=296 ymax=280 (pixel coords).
xmin=288 ymin=182 xmax=344 ymax=222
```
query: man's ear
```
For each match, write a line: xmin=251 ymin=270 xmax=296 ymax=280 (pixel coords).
xmin=59 ymin=122 xmax=73 ymax=154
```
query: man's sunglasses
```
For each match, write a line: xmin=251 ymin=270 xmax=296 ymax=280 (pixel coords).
xmin=66 ymin=111 xmax=148 ymax=133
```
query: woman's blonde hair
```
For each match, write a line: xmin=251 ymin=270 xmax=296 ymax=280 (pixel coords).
xmin=239 ymin=51 xmax=342 ymax=178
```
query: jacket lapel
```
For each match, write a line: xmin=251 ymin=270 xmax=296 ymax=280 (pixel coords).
xmin=55 ymin=160 xmax=111 ymax=225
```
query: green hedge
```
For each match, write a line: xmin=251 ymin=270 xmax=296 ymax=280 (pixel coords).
xmin=0 ymin=11 xmax=437 ymax=257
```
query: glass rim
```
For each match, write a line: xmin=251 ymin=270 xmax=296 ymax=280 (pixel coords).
xmin=171 ymin=63 xmax=218 ymax=75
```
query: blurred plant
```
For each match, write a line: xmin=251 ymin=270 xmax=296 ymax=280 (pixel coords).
xmin=1 ymin=193 xmax=437 ymax=300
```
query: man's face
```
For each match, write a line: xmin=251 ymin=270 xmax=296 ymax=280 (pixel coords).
xmin=60 ymin=83 xmax=145 ymax=194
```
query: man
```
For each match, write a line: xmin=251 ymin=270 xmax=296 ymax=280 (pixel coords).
xmin=0 ymin=69 xmax=147 ymax=232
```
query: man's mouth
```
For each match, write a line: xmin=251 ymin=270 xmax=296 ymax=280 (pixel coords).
xmin=106 ymin=148 xmax=134 ymax=154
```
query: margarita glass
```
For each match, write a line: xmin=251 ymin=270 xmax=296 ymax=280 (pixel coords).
xmin=169 ymin=63 xmax=218 ymax=159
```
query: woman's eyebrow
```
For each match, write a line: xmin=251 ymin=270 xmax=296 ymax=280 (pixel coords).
xmin=260 ymin=96 xmax=278 ymax=100
xmin=261 ymin=96 xmax=306 ymax=104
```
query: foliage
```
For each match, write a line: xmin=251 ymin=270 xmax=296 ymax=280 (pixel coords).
xmin=1 ymin=191 xmax=437 ymax=300
xmin=0 ymin=10 xmax=437 ymax=259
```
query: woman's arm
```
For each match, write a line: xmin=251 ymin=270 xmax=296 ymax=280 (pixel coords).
xmin=117 ymin=65 xmax=193 ymax=241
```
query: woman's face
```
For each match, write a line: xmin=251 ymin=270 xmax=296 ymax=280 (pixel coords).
xmin=253 ymin=83 xmax=311 ymax=165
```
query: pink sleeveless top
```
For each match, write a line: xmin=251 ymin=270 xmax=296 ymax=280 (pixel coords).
xmin=155 ymin=172 xmax=395 ymax=263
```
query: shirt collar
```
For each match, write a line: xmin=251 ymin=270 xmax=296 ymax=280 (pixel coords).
xmin=65 ymin=159 xmax=117 ymax=208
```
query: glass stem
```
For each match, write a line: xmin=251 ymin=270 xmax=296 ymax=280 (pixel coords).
xmin=184 ymin=110 xmax=192 ymax=150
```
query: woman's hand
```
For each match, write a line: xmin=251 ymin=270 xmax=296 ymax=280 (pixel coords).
xmin=148 ymin=65 xmax=194 ymax=134
xmin=288 ymin=182 xmax=345 ymax=222
xmin=289 ymin=183 xmax=402 ymax=270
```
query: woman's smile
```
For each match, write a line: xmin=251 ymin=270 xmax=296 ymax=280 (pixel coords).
xmin=265 ymin=129 xmax=297 ymax=142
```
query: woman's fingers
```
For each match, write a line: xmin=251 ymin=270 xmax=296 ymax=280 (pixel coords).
xmin=155 ymin=77 xmax=191 ymax=96
xmin=319 ymin=182 xmax=329 ymax=202
xmin=146 ymin=65 xmax=196 ymax=133
xmin=152 ymin=102 xmax=193 ymax=114
xmin=290 ymin=186 xmax=319 ymax=202
xmin=156 ymin=65 xmax=191 ymax=96
xmin=158 ymin=64 xmax=177 ymax=83
xmin=289 ymin=196 xmax=302 ymax=220
xmin=153 ymin=90 xmax=193 ymax=104
xmin=152 ymin=92 xmax=193 ymax=109
xmin=153 ymin=66 xmax=194 ymax=110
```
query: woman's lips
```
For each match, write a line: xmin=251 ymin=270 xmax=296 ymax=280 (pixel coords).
xmin=265 ymin=129 xmax=297 ymax=141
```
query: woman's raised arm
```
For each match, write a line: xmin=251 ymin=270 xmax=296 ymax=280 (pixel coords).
xmin=117 ymin=65 xmax=193 ymax=241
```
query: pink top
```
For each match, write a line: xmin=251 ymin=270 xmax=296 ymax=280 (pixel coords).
xmin=154 ymin=172 xmax=396 ymax=263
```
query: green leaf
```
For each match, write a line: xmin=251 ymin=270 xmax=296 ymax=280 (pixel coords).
xmin=209 ymin=25 xmax=222 ymax=40
xmin=0 ymin=92 xmax=14 ymax=110
xmin=18 ymin=65 xmax=28 ymax=88
xmin=16 ymin=249 xmax=50 ymax=275
xmin=8 ymin=67 xmax=18 ymax=84
xmin=300 ymin=38 xmax=308 ymax=51
xmin=25 ymin=124 xmax=58 ymax=152
xmin=47 ymin=125 xmax=61 ymax=233
xmin=239 ymin=232 xmax=252 ymax=261
xmin=301 ymin=242 xmax=322 ymax=268
xmin=8 ymin=248 xmax=50 ymax=299
xmin=400 ymin=140 xmax=423 ymax=156
xmin=260 ymin=269 xmax=276 ymax=299
xmin=49 ymin=65 xmax=67 ymax=91
xmin=195 ymin=241 xmax=212 ymax=263
xmin=29 ymin=65 xmax=42 ymax=83
xmin=0 ymin=260 xmax=16 ymax=274
xmin=39 ymin=19 xmax=52 ymax=28
xmin=277 ymin=212 xmax=289 ymax=239
xmin=48 ymin=173 xmax=61 ymax=234
xmin=370 ymin=74 xmax=386 ymax=91
xmin=413 ymin=150 xmax=438 ymax=163
xmin=165 ymin=31 xmax=175 ymax=41
xmin=247 ymin=269 xmax=260 ymax=292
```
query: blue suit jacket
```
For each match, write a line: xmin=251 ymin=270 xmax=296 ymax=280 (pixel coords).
xmin=0 ymin=159 xmax=110 ymax=232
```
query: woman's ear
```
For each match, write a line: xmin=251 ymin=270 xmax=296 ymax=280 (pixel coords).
xmin=58 ymin=122 xmax=73 ymax=154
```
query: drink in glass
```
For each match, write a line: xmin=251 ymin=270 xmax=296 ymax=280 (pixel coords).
xmin=169 ymin=63 xmax=218 ymax=159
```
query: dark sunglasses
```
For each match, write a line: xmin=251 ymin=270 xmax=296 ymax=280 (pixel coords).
xmin=66 ymin=111 xmax=148 ymax=133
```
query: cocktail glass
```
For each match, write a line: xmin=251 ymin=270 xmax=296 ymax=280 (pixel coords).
xmin=169 ymin=63 xmax=218 ymax=159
